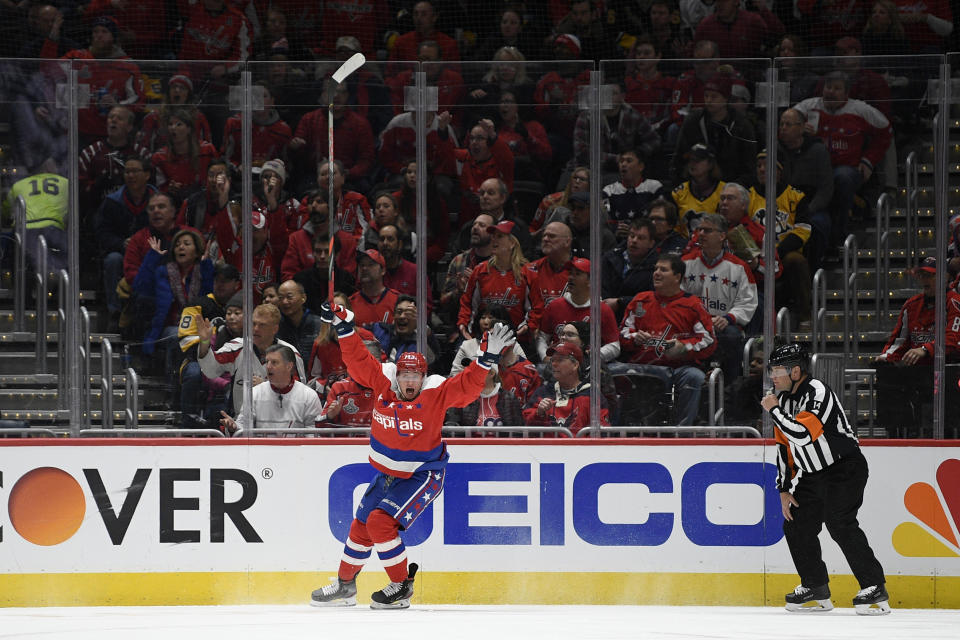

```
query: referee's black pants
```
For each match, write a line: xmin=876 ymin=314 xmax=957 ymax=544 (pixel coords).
xmin=783 ymin=451 xmax=886 ymax=590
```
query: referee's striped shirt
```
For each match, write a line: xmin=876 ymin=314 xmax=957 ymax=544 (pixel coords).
xmin=769 ymin=376 xmax=860 ymax=491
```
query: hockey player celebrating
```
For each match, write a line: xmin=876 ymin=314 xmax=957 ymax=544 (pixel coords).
xmin=761 ymin=343 xmax=890 ymax=615
xmin=310 ymin=302 xmax=515 ymax=609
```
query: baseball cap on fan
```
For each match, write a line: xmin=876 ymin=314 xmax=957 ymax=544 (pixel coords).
xmin=546 ymin=341 xmax=583 ymax=366
xmin=569 ymin=257 xmax=590 ymax=272
xmin=486 ymin=220 xmax=516 ymax=236
xmin=916 ymin=257 xmax=936 ymax=274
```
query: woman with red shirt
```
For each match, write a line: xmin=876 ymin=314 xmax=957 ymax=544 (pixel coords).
xmin=152 ymin=106 xmax=218 ymax=202
xmin=458 ymin=220 xmax=532 ymax=341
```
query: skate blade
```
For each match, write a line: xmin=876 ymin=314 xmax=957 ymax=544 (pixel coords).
xmin=785 ymin=599 xmax=833 ymax=613
xmin=309 ymin=597 xmax=356 ymax=608
xmin=370 ymin=598 xmax=410 ymax=610
xmin=855 ymin=601 xmax=891 ymax=616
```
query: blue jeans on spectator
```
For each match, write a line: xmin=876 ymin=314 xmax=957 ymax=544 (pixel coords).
xmin=608 ymin=361 xmax=705 ymax=425
xmin=830 ymin=165 xmax=863 ymax=246
xmin=714 ymin=322 xmax=744 ymax=388
xmin=103 ymin=251 xmax=123 ymax=313
xmin=180 ymin=359 xmax=203 ymax=420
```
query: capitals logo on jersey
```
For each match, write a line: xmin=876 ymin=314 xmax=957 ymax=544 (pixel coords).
xmin=644 ymin=324 xmax=674 ymax=358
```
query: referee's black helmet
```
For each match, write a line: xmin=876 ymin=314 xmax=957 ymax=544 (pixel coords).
xmin=768 ymin=343 xmax=809 ymax=371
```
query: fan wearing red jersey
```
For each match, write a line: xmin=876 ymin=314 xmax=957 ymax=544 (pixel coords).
xmin=310 ymin=303 xmax=514 ymax=610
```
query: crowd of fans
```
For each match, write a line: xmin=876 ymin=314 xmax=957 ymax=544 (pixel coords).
xmin=1 ymin=0 xmax=957 ymax=435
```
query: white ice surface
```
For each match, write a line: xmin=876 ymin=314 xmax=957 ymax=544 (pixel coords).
xmin=0 ymin=605 xmax=957 ymax=640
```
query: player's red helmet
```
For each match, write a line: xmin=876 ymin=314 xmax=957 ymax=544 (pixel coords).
xmin=396 ymin=351 xmax=427 ymax=376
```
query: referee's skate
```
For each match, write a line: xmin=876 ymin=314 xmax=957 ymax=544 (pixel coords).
xmin=785 ymin=584 xmax=833 ymax=612
xmin=854 ymin=584 xmax=892 ymax=616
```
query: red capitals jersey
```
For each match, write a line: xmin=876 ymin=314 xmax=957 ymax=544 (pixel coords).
xmin=293 ymin=109 xmax=375 ymax=182
xmin=320 ymin=378 xmax=377 ymax=428
xmin=177 ymin=0 xmax=251 ymax=73
xmin=350 ymin=288 xmax=400 ymax=328
xmin=50 ymin=49 xmax=143 ymax=138
xmin=499 ymin=358 xmax=542 ymax=405
xmin=793 ymin=97 xmax=892 ymax=170
xmin=879 ymin=291 xmax=960 ymax=363
xmin=152 ymin=142 xmax=219 ymax=194
xmin=625 ymin=72 xmax=676 ymax=125
xmin=314 ymin=0 xmax=389 ymax=57
xmin=334 ymin=191 xmax=373 ymax=239
xmin=454 ymin=137 xmax=515 ymax=224
xmin=221 ymin=113 xmax=292 ymax=168
xmin=458 ymin=261 xmax=532 ymax=333
xmin=540 ymin=294 xmax=620 ymax=348
xmin=338 ymin=328 xmax=487 ymax=478
xmin=620 ymin=289 xmax=716 ymax=367
xmin=522 ymin=381 xmax=610 ymax=435
xmin=524 ymin=256 xmax=569 ymax=311
xmin=378 ymin=113 xmax=457 ymax=176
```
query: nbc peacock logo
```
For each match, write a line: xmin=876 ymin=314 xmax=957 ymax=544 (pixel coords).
xmin=892 ymin=459 xmax=960 ymax=557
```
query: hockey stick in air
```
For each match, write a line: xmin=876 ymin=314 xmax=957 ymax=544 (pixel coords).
xmin=328 ymin=52 xmax=366 ymax=304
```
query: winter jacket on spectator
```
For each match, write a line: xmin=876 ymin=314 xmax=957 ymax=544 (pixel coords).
xmin=133 ymin=249 xmax=215 ymax=354
xmin=94 ymin=184 xmax=158 ymax=257
xmin=672 ymin=109 xmax=757 ymax=185
xmin=278 ymin=309 xmax=325 ymax=360
xmin=601 ymin=244 xmax=658 ymax=311
xmin=572 ymin=103 xmax=660 ymax=173
xmin=777 ymin=135 xmax=834 ymax=215
xmin=122 ymin=223 xmax=198 ymax=284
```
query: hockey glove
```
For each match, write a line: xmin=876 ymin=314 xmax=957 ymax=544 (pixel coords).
xmin=477 ymin=322 xmax=515 ymax=369
xmin=320 ymin=302 xmax=356 ymax=338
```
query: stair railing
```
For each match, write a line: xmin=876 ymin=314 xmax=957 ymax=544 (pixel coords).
xmin=100 ymin=337 xmax=114 ymax=430
xmin=811 ymin=268 xmax=828 ymax=354
xmin=35 ymin=236 xmax=48 ymax=372
xmin=904 ymin=151 xmax=919 ymax=271
xmin=124 ymin=367 xmax=139 ymax=429
xmin=12 ymin=196 xmax=26 ymax=332
xmin=842 ymin=234 xmax=859 ymax=366
xmin=874 ymin=192 xmax=893 ymax=319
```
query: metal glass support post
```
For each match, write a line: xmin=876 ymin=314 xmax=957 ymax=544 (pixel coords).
xmin=762 ymin=64 xmax=780 ymax=438
xmin=588 ymin=70 xmax=602 ymax=434
xmin=100 ymin=337 xmax=114 ymax=429
xmin=932 ymin=60 xmax=950 ymax=439
xmin=415 ymin=70 xmax=428 ymax=352
xmin=239 ymin=70 xmax=255 ymax=434
xmin=67 ymin=64 xmax=82 ymax=430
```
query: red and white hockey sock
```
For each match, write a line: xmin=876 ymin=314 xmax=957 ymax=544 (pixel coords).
xmin=366 ymin=509 xmax=408 ymax=583
xmin=338 ymin=518 xmax=373 ymax=581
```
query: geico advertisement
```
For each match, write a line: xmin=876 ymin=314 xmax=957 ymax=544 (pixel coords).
xmin=0 ymin=443 xmax=957 ymax=575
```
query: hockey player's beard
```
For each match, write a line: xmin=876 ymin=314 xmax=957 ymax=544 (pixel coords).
xmin=398 ymin=385 xmax=419 ymax=401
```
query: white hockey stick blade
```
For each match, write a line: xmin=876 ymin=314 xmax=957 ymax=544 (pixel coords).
xmin=332 ymin=53 xmax=365 ymax=84
xmin=855 ymin=601 xmax=892 ymax=616
xmin=785 ymin=599 xmax=834 ymax=613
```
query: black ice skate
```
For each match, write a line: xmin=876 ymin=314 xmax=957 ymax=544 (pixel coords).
xmin=370 ymin=563 xmax=418 ymax=610
xmin=310 ymin=577 xmax=357 ymax=607
xmin=784 ymin=584 xmax=833 ymax=612
xmin=853 ymin=584 xmax=892 ymax=616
